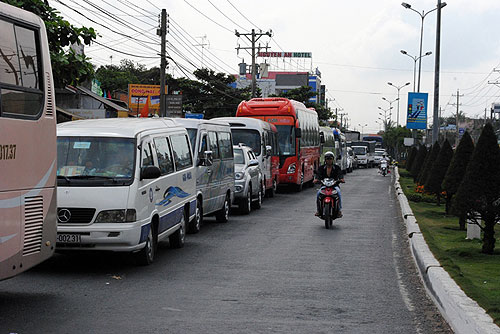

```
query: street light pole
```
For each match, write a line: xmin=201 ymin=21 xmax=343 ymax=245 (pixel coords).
xmin=401 ymin=2 xmax=446 ymax=92
xmin=358 ymin=123 xmax=367 ymax=138
xmin=400 ymin=50 xmax=432 ymax=92
xmin=388 ymin=81 xmax=411 ymax=127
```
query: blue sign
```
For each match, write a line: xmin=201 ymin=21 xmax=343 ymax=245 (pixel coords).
xmin=406 ymin=92 xmax=428 ymax=129
xmin=459 ymin=127 xmax=465 ymax=137
xmin=185 ymin=112 xmax=204 ymax=119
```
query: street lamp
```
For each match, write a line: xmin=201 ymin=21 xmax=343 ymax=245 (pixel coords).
xmin=401 ymin=1 xmax=446 ymax=92
xmin=358 ymin=123 xmax=367 ymax=138
xmin=400 ymin=50 xmax=432 ymax=92
xmin=388 ymin=81 xmax=411 ymax=127
xmin=378 ymin=106 xmax=393 ymax=131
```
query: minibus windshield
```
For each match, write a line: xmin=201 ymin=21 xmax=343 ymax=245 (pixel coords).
xmin=231 ymin=129 xmax=261 ymax=155
xmin=276 ymin=125 xmax=296 ymax=156
xmin=57 ymin=136 xmax=136 ymax=186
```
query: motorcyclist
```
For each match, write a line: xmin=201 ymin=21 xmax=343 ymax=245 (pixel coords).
xmin=314 ymin=151 xmax=344 ymax=217
xmin=379 ymin=154 xmax=388 ymax=173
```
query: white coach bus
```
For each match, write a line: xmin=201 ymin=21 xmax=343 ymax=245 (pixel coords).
xmin=0 ymin=3 xmax=57 ymax=280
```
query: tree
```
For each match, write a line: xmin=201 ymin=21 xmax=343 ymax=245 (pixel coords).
xmin=3 ymin=0 xmax=97 ymax=87
xmin=418 ymin=143 xmax=440 ymax=188
xmin=442 ymin=131 xmax=474 ymax=228
xmin=453 ymin=123 xmax=500 ymax=254
xmin=271 ymin=86 xmax=333 ymax=122
xmin=95 ymin=60 xmax=159 ymax=93
xmin=382 ymin=126 xmax=412 ymax=160
xmin=410 ymin=145 xmax=427 ymax=182
xmin=425 ymin=140 xmax=453 ymax=206
xmin=406 ymin=146 xmax=418 ymax=171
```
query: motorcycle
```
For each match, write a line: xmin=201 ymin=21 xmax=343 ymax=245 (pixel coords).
xmin=379 ymin=161 xmax=389 ymax=177
xmin=316 ymin=178 xmax=343 ymax=229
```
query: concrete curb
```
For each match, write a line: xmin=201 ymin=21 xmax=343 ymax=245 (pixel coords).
xmin=394 ymin=167 xmax=500 ymax=334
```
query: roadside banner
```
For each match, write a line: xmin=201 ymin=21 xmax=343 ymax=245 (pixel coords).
xmin=128 ymin=84 xmax=167 ymax=115
xmin=406 ymin=92 xmax=428 ymax=129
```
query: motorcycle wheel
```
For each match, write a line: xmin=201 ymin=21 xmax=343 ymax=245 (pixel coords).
xmin=324 ymin=203 xmax=332 ymax=229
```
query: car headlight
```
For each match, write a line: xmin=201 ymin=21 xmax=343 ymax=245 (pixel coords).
xmin=95 ymin=209 xmax=136 ymax=223
xmin=235 ymin=172 xmax=244 ymax=180
xmin=287 ymin=163 xmax=296 ymax=174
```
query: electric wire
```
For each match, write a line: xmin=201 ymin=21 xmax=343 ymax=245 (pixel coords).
xmin=225 ymin=0 xmax=262 ymax=31
xmin=183 ymin=0 xmax=234 ymax=34
xmin=207 ymin=0 xmax=249 ymax=31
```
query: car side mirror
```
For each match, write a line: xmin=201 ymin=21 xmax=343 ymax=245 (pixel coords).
xmin=140 ymin=166 xmax=161 ymax=180
xmin=295 ymin=128 xmax=302 ymax=138
xmin=249 ymin=159 xmax=259 ymax=167
xmin=265 ymin=145 xmax=272 ymax=157
xmin=319 ymin=132 xmax=325 ymax=144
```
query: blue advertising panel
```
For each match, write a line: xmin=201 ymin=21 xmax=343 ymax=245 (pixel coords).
xmin=406 ymin=92 xmax=428 ymax=129
xmin=185 ymin=112 xmax=204 ymax=119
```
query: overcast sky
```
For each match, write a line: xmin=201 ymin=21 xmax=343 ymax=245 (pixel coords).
xmin=49 ymin=0 xmax=500 ymax=133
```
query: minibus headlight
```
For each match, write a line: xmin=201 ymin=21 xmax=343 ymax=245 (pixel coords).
xmin=235 ymin=172 xmax=245 ymax=180
xmin=287 ymin=163 xmax=296 ymax=174
xmin=95 ymin=209 xmax=136 ymax=223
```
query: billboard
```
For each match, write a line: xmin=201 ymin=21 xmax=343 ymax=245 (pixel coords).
xmin=128 ymin=84 xmax=167 ymax=114
xmin=406 ymin=92 xmax=428 ymax=130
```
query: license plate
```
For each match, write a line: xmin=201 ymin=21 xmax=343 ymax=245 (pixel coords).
xmin=57 ymin=233 xmax=81 ymax=243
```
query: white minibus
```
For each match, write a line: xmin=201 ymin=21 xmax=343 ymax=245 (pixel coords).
xmin=56 ymin=118 xmax=196 ymax=265
xmin=213 ymin=117 xmax=280 ymax=197
xmin=173 ymin=118 xmax=235 ymax=233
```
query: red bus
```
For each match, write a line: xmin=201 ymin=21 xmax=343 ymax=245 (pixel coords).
xmin=236 ymin=98 xmax=321 ymax=191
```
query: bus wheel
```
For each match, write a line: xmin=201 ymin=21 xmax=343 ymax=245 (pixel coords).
xmin=136 ymin=223 xmax=157 ymax=266
xmin=169 ymin=213 xmax=186 ymax=249
xmin=187 ymin=199 xmax=202 ymax=234
xmin=295 ymin=172 xmax=304 ymax=192
xmin=215 ymin=194 xmax=230 ymax=223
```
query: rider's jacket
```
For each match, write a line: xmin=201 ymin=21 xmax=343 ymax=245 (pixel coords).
xmin=315 ymin=163 xmax=343 ymax=181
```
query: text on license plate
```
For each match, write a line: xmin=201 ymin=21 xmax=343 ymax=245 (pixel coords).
xmin=57 ymin=234 xmax=81 ymax=243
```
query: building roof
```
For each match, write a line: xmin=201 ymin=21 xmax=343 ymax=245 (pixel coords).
xmin=75 ymin=86 xmax=128 ymax=112
xmin=57 ymin=117 xmax=180 ymax=138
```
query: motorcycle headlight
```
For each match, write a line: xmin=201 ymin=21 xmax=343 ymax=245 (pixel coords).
xmin=95 ymin=209 xmax=136 ymax=223
xmin=235 ymin=172 xmax=244 ymax=180
xmin=287 ymin=163 xmax=296 ymax=174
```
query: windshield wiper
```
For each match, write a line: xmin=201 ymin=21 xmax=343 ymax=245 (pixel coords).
xmin=57 ymin=175 xmax=71 ymax=182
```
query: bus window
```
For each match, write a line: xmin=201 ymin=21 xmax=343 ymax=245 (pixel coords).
xmin=277 ymin=125 xmax=296 ymax=156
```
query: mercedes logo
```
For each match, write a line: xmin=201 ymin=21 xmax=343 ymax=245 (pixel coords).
xmin=57 ymin=209 xmax=71 ymax=223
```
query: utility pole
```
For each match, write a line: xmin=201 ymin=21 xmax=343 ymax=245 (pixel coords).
xmin=451 ymin=89 xmax=463 ymax=146
xmin=194 ymin=35 xmax=209 ymax=68
xmin=235 ymin=29 xmax=272 ymax=98
xmin=432 ymin=0 xmax=443 ymax=144
xmin=158 ymin=9 xmax=168 ymax=117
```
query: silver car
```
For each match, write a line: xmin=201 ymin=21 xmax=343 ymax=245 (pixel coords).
xmin=233 ymin=145 xmax=263 ymax=214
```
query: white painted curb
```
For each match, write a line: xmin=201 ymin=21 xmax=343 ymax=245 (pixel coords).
xmin=394 ymin=167 xmax=500 ymax=334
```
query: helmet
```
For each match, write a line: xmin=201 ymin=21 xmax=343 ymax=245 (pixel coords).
xmin=324 ymin=151 xmax=334 ymax=159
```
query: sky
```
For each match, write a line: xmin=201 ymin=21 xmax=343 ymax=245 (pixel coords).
xmin=48 ymin=0 xmax=500 ymax=134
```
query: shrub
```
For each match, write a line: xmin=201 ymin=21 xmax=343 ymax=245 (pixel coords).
xmin=453 ymin=123 xmax=500 ymax=254
xmin=425 ymin=140 xmax=453 ymax=206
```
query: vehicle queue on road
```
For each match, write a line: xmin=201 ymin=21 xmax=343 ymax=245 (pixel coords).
xmin=0 ymin=1 xmax=368 ymax=281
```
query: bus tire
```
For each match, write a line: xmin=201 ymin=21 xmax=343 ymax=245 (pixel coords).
xmin=187 ymin=199 xmax=202 ymax=234
xmin=136 ymin=222 xmax=157 ymax=266
xmin=215 ymin=194 xmax=230 ymax=223
xmin=295 ymin=171 xmax=304 ymax=192
xmin=169 ymin=212 xmax=186 ymax=249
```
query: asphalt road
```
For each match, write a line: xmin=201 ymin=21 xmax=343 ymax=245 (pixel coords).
xmin=0 ymin=168 xmax=452 ymax=334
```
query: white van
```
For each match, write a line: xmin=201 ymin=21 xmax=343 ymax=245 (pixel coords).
xmin=213 ymin=117 xmax=280 ymax=197
xmin=56 ymin=118 xmax=196 ymax=265
xmin=173 ymin=119 xmax=235 ymax=234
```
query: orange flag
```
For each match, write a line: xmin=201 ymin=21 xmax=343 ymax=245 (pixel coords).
xmin=140 ymin=97 xmax=149 ymax=117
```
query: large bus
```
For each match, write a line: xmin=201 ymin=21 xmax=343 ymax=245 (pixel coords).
xmin=0 ymin=3 xmax=57 ymax=280
xmin=236 ymin=98 xmax=320 ymax=191
xmin=363 ymin=134 xmax=383 ymax=148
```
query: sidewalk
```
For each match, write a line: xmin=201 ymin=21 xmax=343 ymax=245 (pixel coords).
xmin=394 ymin=167 xmax=500 ymax=334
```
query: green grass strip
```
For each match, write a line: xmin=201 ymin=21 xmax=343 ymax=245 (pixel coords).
xmin=399 ymin=169 xmax=500 ymax=326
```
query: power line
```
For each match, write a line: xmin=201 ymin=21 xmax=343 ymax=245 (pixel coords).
xmin=207 ymin=0 xmax=248 ymax=31
xmin=92 ymin=40 xmax=159 ymax=58
xmin=183 ymin=0 xmax=233 ymax=33
xmin=225 ymin=0 xmax=262 ymax=31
